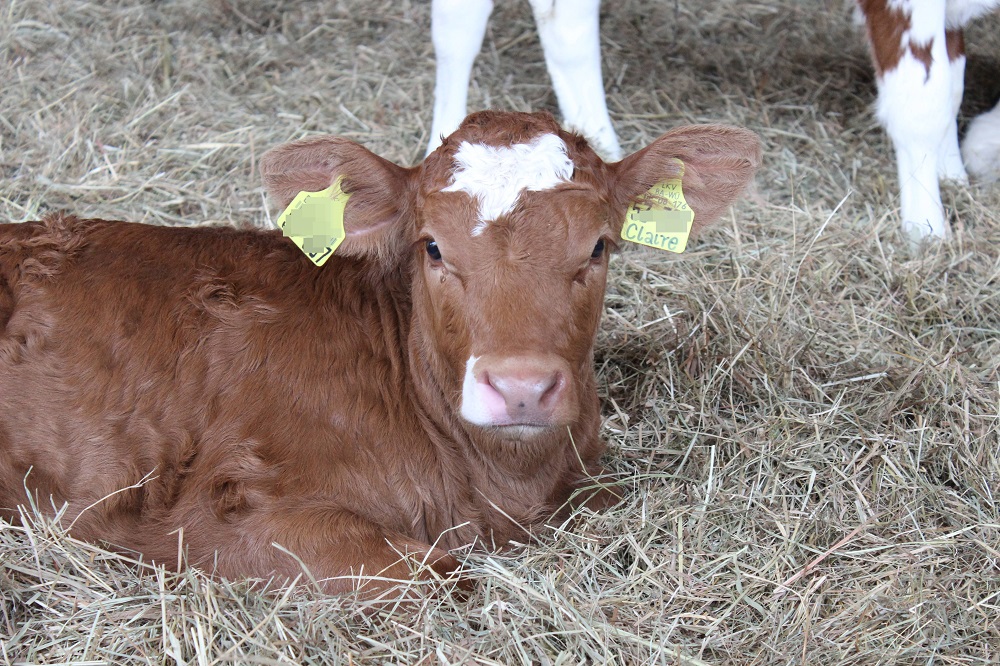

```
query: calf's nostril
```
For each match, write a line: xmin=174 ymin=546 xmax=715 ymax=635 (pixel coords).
xmin=538 ymin=372 xmax=564 ymax=408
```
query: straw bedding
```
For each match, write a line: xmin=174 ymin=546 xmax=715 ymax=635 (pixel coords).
xmin=1 ymin=0 xmax=998 ymax=663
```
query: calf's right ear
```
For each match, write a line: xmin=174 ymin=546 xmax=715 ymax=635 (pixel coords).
xmin=261 ymin=136 xmax=416 ymax=260
xmin=610 ymin=125 xmax=762 ymax=237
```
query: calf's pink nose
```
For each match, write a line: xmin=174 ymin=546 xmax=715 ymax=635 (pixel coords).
xmin=482 ymin=366 xmax=566 ymax=423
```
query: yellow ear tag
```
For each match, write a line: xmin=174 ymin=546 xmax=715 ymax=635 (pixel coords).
xmin=621 ymin=160 xmax=694 ymax=253
xmin=276 ymin=176 xmax=350 ymax=267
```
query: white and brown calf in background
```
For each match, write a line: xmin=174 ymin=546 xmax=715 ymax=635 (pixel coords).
xmin=428 ymin=0 xmax=1000 ymax=240
xmin=858 ymin=0 xmax=1000 ymax=240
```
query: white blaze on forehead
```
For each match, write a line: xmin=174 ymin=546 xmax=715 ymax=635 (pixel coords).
xmin=443 ymin=133 xmax=574 ymax=235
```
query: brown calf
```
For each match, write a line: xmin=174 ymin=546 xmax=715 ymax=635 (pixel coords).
xmin=0 ymin=111 xmax=760 ymax=594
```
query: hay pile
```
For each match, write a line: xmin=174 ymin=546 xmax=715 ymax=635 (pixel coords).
xmin=2 ymin=0 xmax=998 ymax=663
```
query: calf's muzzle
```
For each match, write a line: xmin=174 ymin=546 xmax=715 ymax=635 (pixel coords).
xmin=460 ymin=354 xmax=575 ymax=428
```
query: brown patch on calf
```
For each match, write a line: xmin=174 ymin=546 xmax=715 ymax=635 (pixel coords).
xmin=859 ymin=0 xmax=909 ymax=75
xmin=909 ymin=40 xmax=933 ymax=73
xmin=946 ymin=28 xmax=965 ymax=62
xmin=859 ymin=0 xmax=933 ymax=77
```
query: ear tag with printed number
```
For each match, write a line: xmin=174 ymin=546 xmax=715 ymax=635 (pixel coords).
xmin=276 ymin=176 xmax=350 ymax=267
xmin=621 ymin=160 xmax=694 ymax=253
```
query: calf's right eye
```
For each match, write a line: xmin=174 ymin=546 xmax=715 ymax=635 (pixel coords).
xmin=426 ymin=239 xmax=442 ymax=262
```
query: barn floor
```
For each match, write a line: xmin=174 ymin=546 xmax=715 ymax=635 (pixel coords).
xmin=1 ymin=1 xmax=998 ymax=664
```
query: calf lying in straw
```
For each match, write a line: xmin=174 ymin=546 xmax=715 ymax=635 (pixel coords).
xmin=0 ymin=111 xmax=760 ymax=594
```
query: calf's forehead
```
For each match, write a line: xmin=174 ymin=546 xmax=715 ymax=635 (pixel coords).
xmin=418 ymin=126 xmax=610 ymax=247
xmin=441 ymin=133 xmax=576 ymax=235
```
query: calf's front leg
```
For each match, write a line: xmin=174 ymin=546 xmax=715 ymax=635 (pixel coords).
xmin=167 ymin=502 xmax=466 ymax=596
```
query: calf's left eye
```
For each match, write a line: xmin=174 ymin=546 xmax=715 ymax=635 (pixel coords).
xmin=591 ymin=238 xmax=605 ymax=259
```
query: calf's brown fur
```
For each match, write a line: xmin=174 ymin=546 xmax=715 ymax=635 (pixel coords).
xmin=0 ymin=112 xmax=760 ymax=594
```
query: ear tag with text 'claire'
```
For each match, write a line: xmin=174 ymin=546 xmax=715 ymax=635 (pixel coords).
xmin=621 ymin=159 xmax=694 ymax=253
xmin=276 ymin=176 xmax=350 ymax=267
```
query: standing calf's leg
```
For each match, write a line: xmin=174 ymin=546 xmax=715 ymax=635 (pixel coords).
xmin=861 ymin=0 xmax=955 ymax=240
xmin=427 ymin=0 xmax=621 ymax=161
xmin=428 ymin=0 xmax=493 ymax=155
xmin=962 ymin=100 xmax=1000 ymax=182
xmin=938 ymin=28 xmax=968 ymax=182
xmin=529 ymin=0 xmax=621 ymax=160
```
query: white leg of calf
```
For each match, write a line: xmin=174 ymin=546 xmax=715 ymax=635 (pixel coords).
xmin=938 ymin=52 xmax=968 ymax=182
xmin=875 ymin=2 xmax=953 ymax=239
xmin=962 ymin=100 xmax=1000 ymax=183
xmin=529 ymin=0 xmax=622 ymax=160
xmin=428 ymin=0 xmax=493 ymax=156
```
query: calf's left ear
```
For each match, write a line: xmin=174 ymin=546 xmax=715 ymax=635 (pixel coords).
xmin=261 ymin=136 xmax=416 ymax=260
xmin=609 ymin=125 xmax=762 ymax=236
